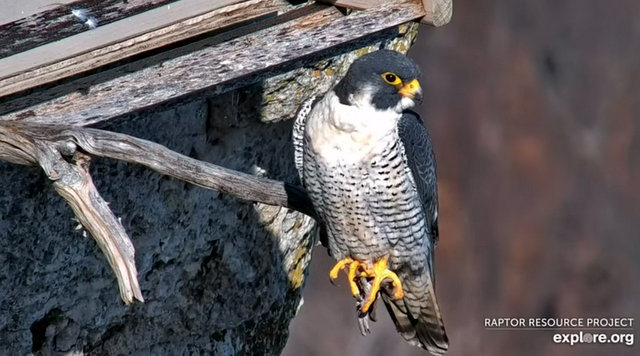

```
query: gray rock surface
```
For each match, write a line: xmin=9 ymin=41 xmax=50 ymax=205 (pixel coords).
xmin=0 ymin=22 xmax=417 ymax=355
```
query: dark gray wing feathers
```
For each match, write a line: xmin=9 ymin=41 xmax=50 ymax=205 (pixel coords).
xmin=387 ymin=111 xmax=447 ymax=355
xmin=397 ymin=110 xmax=439 ymax=243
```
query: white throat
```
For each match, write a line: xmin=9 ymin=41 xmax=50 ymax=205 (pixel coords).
xmin=305 ymin=91 xmax=403 ymax=163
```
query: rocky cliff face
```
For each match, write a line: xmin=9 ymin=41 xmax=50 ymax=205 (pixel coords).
xmin=0 ymin=99 xmax=314 ymax=355
xmin=0 ymin=23 xmax=419 ymax=355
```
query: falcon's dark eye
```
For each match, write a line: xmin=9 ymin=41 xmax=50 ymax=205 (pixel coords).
xmin=381 ymin=72 xmax=402 ymax=86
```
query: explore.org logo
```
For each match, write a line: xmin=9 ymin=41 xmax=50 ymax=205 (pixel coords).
xmin=484 ymin=317 xmax=635 ymax=347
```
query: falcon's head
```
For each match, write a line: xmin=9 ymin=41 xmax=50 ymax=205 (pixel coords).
xmin=334 ymin=50 xmax=422 ymax=113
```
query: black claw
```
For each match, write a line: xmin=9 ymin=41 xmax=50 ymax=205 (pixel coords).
xmin=355 ymin=293 xmax=364 ymax=303
xmin=357 ymin=313 xmax=371 ymax=336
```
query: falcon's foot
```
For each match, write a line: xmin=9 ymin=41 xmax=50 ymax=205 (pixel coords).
xmin=329 ymin=257 xmax=363 ymax=298
xmin=358 ymin=255 xmax=404 ymax=313
xmin=328 ymin=255 xmax=404 ymax=313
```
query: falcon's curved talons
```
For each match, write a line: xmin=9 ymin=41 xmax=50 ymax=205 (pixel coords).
xmin=359 ymin=255 xmax=404 ymax=314
xmin=330 ymin=255 xmax=404 ymax=313
xmin=329 ymin=257 xmax=363 ymax=299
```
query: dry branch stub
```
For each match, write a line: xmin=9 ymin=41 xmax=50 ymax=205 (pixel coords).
xmin=0 ymin=124 xmax=143 ymax=304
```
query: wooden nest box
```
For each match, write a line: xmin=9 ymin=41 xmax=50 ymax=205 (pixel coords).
xmin=0 ymin=0 xmax=452 ymax=126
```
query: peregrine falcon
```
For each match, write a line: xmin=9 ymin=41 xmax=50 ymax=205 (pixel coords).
xmin=293 ymin=50 xmax=448 ymax=354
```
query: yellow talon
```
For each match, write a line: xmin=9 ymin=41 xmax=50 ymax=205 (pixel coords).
xmin=329 ymin=255 xmax=404 ymax=313
xmin=329 ymin=258 xmax=361 ymax=298
xmin=360 ymin=256 xmax=404 ymax=313
xmin=329 ymin=258 xmax=352 ymax=280
xmin=347 ymin=261 xmax=362 ymax=296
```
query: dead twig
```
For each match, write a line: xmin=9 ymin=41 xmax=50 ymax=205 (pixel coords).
xmin=36 ymin=145 xmax=143 ymax=304
xmin=0 ymin=122 xmax=315 ymax=304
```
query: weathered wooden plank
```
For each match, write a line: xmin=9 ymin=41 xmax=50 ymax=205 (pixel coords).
xmin=0 ymin=0 xmax=249 ymax=81
xmin=318 ymin=0 xmax=385 ymax=11
xmin=0 ymin=0 xmax=281 ymax=98
xmin=0 ymin=0 xmax=425 ymax=126
xmin=422 ymin=0 xmax=453 ymax=26
xmin=318 ymin=0 xmax=452 ymax=26
xmin=0 ymin=0 xmax=181 ymax=59
xmin=0 ymin=0 xmax=74 ymax=25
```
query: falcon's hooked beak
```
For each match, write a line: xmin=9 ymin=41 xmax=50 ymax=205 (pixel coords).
xmin=398 ymin=79 xmax=422 ymax=103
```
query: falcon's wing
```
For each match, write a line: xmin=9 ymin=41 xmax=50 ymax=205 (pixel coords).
xmin=292 ymin=97 xmax=318 ymax=186
xmin=397 ymin=110 xmax=439 ymax=244
xmin=384 ymin=111 xmax=447 ymax=354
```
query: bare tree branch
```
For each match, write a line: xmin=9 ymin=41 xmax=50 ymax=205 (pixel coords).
xmin=35 ymin=146 xmax=144 ymax=304
xmin=0 ymin=121 xmax=315 ymax=304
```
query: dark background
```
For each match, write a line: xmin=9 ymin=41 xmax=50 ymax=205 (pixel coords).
xmin=283 ymin=0 xmax=640 ymax=355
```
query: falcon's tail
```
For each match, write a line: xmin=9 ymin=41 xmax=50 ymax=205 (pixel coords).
xmin=381 ymin=279 xmax=448 ymax=355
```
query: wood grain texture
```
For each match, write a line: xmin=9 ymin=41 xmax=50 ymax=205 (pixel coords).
xmin=0 ymin=0 xmax=177 ymax=59
xmin=43 ymin=151 xmax=144 ymax=305
xmin=317 ymin=0 xmax=384 ymax=11
xmin=0 ymin=124 xmax=143 ymax=304
xmin=317 ymin=0 xmax=452 ymax=26
xmin=0 ymin=122 xmax=317 ymax=220
xmin=0 ymin=0 xmax=425 ymax=127
xmin=0 ymin=0 xmax=278 ymax=98
xmin=421 ymin=0 xmax=453 ymax=26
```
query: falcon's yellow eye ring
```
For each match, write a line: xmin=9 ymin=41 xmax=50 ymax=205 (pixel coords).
xmin=381 ymin=72 xmax=402 ymax=86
